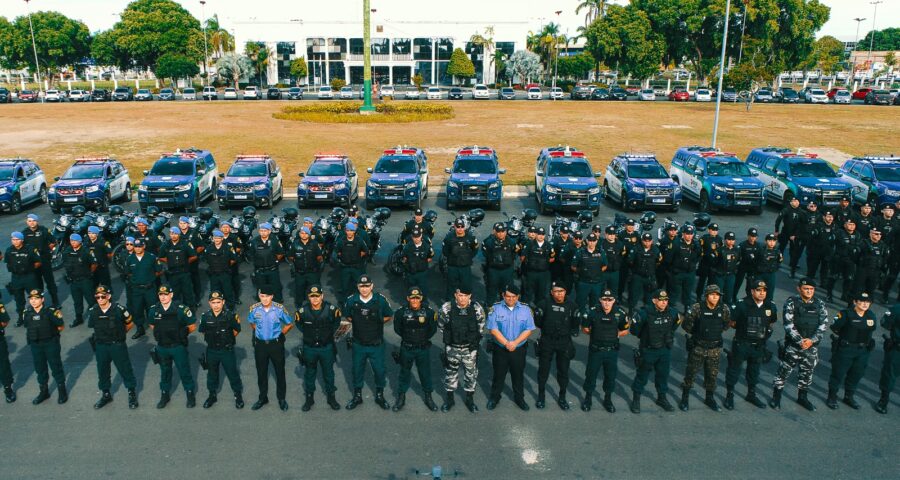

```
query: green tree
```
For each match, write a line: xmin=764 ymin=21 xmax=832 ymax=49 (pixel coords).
xmin=290 ymin=57 xmax=308 ymax=84
xmin=330 ymin=78 xmax=346 ymax=91
xmin=586 ymin=4 xmax=664 ymax=81
xmin=505 ymin=50 xmax=542 ymax=84
xmin=576 ymin=0 xmax=608 ymax=26
xmin=109 ymin=0 xmax=202 ymax=72
xmin=205 ymin=14 xmax=234 ymax=57
xmin=215 ymin=52 xmax=251 ymax=89
xmin=244 ymin=41 xmax=272 ymax=87
xmin=804 ymin=35 xmax=844 ymax=74
xmin=412 ymin=73 xmax=424 ymax=90
xmin=155 ymin=53 xmax=199 ymax=85
xmin=6 ymin=11 xmax=91 ymax=84
xmin=557 ymin=52 xmax=595 ymax=79
xmin=91 ymin=29 xmax=131 ymax=71
xmin=446 ymin=47 xmax=475 ymax=84
xmin=0 ymin=17 xmax=15 ymax=70
xmin=857 ymin=28 xmax=900 ymax=52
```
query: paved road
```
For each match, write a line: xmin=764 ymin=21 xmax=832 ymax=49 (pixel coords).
xmin=2 ymin=196 xmax=897 ymax=479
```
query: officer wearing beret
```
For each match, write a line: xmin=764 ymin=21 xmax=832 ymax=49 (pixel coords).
xmin=123 ymin=238 xmax=163 ymax=339
xmin=335 ymin=222 xmax=370 ymax=299
xmin=199 ymin=291 xmax=244 ymax=409
xmin=626 ymin=233 xmax=661 ymax=313
xmin=482 ymin=222 xmax=518 ymax=303
xmin=218 ymin=222 xmax=245 ymax=303
xmin=85 ymin=225 xmax=113 ymax=292
xmin=520 ymin=226 xmax=555 ymax=305
xmin=487 ymin=284 xmax=535 ymax=411
xmin=132 ymin=217 xmax=161 ymax=255
xmin=826 ymin=292 xmax=877 ymax=410
xmin=159 ymin=227 xmax=198 ymax=308
xmin=400 ymin=228 xmax=434 ymax=297
xmin=294 ymin=285 xmax=342 ymax=412
xmin=248 ymin=285 xmax=294 ymax=411
xmin=148 ymin=284 xmax=197 ymax=409
xmin=23 ymin=290 xmax=67 ymax=405
xmin=392 ymin=286 xmax=439 ymax=412
xmin=442 ymin=219 xmax=478 ymax=299
xmin=5 ymin=231 xmax=42 ymax=323
xmin=573 ymin=233 xmax=607 ymax=312
xmin=22 ymin=214 xmax=59 ymax=307
xmin=88 ymin=285 xmax=138 ymax=410
xmin=62 ymin=233 xmax=99 ymax=327
xmin=534 ymin=282 xmax=579 ymax=410
xmin=724 ymin=280 xmax=777 ymax=410
xmin=344 ymin=275 xmax=393 ymax=410
xmin=629 ymin=288 xmax=681 ymax=414
xmin=876 ymin=300 xmax=900 ymax=413
xmin=250 ymin=223 xmax=286 ymax=304
xmin=581 ymin=289 xmax=629 ymax=412
xmin=288 ymin=226 xmax=324 ymax=308
xmin=0 ymin=302 xmax=15 ymax=402
xmin=203 ymin=230 xmax=239 ymax=309
xmin=178 ymin=216 xmax=205 ymax=302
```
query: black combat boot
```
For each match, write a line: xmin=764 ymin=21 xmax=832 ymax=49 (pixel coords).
xmin=326 ymin=392 xmax=340 ymax=410
xmin=678 ymin=386 xmax=690 ymax=411
xmin=745 ymin=386 xmax=766 ymax=408
xmin=302 ymin=393 xmax=315 ymax=412
xmin=128 ymin=389 xmax=139 ymax=409
xmin=57 ymin=383 xmax=68 ymax=404
xmin=374 ymin=388 xmax=390 ymax=410
xmin=790 ymin=267 xmax=797 ymax=279
xmin=345 ymin=389 xmax=363 ymax=410
xmin=203 ymin=392 xmax=218 ymax=409
xmin=602 ymin=393 xmax=615 ymax=413
xmin=874 ymin=391 xmax=889 ymax=414
xmin=704 ymin=391 xmax=721 ymax=412
xmin=423 ymin=392 xmax=439 ymax=412
xmin=724 ymin=388 xmax=735 ymax=410
xmin=441 ymin=391 xmax=455 ymax=412
xmin=797 ymin=389 xmax=816 ymax=411
xmin=251 ymin=397 xmax=268 ymax=410
xmin=69 ymin=317 xmax=83 ymax=328
xmin=581 ymin=391 xmax=592 ymax=412
xmin=157 ymin=391 xmax=170 ymax=409
xmin=557 ymin=394 xmax=570 ymax=411
xmin=131 ymin=325 xmax=146 ymax=340
xmin=464 ymin=392 xmax=478 ymax=413
xmin=769 ymin=387 xmax=782 ymax=410
xmin=234 ymin=392 xmax=244 ymax=409
xmin=33 ymin=385 xmax=50 ymax=405
xmin=94 ymin=390 xmax=113 ymax=409
xmin=842 ymin=391 xmax=861 ymax=410
xmin=391 ymin=393 xmax=406 ymax=412
xmin=186 ymin=390 xmax=196 ymax=408
xmin=4 ymin=385 xmax=16 ymax=403
xmin=825 ymin=388 xmax=839 ymax=409
xmin=629 ymin=391 xmax=641 ymax=414
xmin=535 ymin=388 xmax=546 ymax=409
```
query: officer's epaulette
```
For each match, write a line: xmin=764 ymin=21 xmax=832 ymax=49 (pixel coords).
xmin=249 ymin=302 xmax=262 ymax=310
xmin=273 ymin=301 xmax=284 ymax=309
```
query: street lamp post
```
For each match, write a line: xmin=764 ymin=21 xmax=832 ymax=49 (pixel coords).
xmin=852 ymin=17 xmax=866 ymax=83
xmin=866 ymin=1 xmax=882 ymax=82
xmin=360 ymin=0 xmax=375 ymax=112
xmin=737 ymin=0 xmax=748 ymax=65
xmin=711 ymin=0 xmax=732 ymax=149
xmin=24 ymin=0 xmax=44 ymax=103
xmin=201 ymin=1 xmax=209 ymax=87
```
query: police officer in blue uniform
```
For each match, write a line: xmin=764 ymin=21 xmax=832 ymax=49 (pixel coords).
xmin=344 ymin=274 xmax=394 ymax=410
xmin=248 ymin=285 xmax=294 ymax=411
xmin=199 ymin=291 xmax=244 ymax=409
xmin=486 ymin=284 xmax=535 ymax=411
xmin=294 ymin=285 xmax=342 ymax=412
xmin=148 ymin=284 xmax=196 ymax=409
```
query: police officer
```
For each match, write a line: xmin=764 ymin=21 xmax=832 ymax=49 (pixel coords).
xmin=775 ymin=197 xmax=807 ymax=278
xmin=581 ymin=289 xmax=629 ymax=412
xmin=679 ymin=284 xmax=731 ymax=412
xmin=177 ymin=216 xmax=205 ymax=302
xmin=344 ymin=274 xmax=393 ymax=410
xmin=148 ymin=284 xmax=197 ymax=409
xmin=806 ymin=211 xmax=837 ymax=287
xmin=335 ymin=222 xmax=369 ymax=299
xmin=829 ymin=218 xmax=861 ymax=303
xmin=834 ymin=195 xmax=854 ymax=227
xmin=573 ymin=233 xmax=607 ymax=312
xmin=123 ymin=239 xmax=162 ymax=339
xmin=481 ymin=223 xmax=518 ymax=303
xmin=657 ymin=224 xmax=679 ymax=290
xmin=770 ymin=278 xmax=829 ymax=411
xmin=159 ymin=227 xmax=198 ymax=308
xmin=715 ymin=232 xmax=741 ymax=305
xmin=856 ymin=202 xmax=876 ymax=237
xmin=199 ymin=291 xmax=244 ymax=410
xmin=534 ymin=282 xmax=578 ymax=410
xmin=551 ymin=226 xmax=575 ymax=291
xmin=826 ymin=292 xmax=877 ymax=410
xmin=203 ymin=230 xmax=238 ymax=308
xmin=294 ymin=285 xmax=342 ymax=412
xmin=520 ymin=227 xmax=555 ymax=305
xmin=855 ymin=227 xmax=889 ymax=300
xmin=88 ymin=285 xmax=139 ymax=410
xmin=249 ymin=223 xmax=285 ymax=304
xmin=876 ymin=302 xmax=900 ymax=413
xmin=442 ymin=219 xmax=478 ymax=299
xmin=392 ymin=286 xmax=439 ymax=412
xmin=724 ymin=280 xmax=777 ymax=410
xmin=23 ymin=289 xmax=67 ymax=404
xmin=5 ymin=231 xmax=41 ymax=322
xmin=599 ymin=226 xmax=627 ymax=300
xmin=438 ymin=286 xmax=487 ymax=413
xmin=629 ymin=289 xmax=681 ymax=414
xmin=619 ymin=219 xmax=641 ymax=297
xmin=400 ymin=228 xmax=434 ymax=297
xmin=23 ymin=214 xmax=59 ymax=307
xmin=62 ymin=233 xmax=98 ymax=327
xmin=219 ymin=221 xmax=244 ymax=303
xmin=0 ymin=302 xmax=14 ymax=402
xmin=85 ymin=226 xmax=113 ymax=290
xmin=486 ymin=285 xmax=535 ymax=411
xmin=132 ymin=217 xmax=161 ymax=255
xmin=667 ymin=225 xmax=702 ymax=313
xmin=755 ymin=234 xmax=783 ymax=303
xmin=696 ymin=223 xmax=723 ymax=300
xmin=248 ymin=285 xmax=293 ymax=411
xmin=735 ymin=228 xmax=761 ymax=298
xmin=401 ymin=208 xmax=434 ymax=242
xmin=288 ymin=226 xmax=324 ymax=307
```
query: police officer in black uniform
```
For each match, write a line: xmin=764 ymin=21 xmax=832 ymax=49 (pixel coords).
xmin=344 ymin=275 xmax=393 ymax=410
xmin=658 ymin=224 xmax=679 ymax=290
xmin=806 ymin=210 xmax=837 ymax=287
xmin=159 ymin=227 xmax=198 ymax=308
xmin=826 ymin=291 xmax=877 ymax=410
xmin=400 ymin=228 xmax=434 ymax=297
xmin=834 ymin=195 xmax=854 ymax=228
xmin=85 ymin=226 xmax=113 ymax=291
xmin=667 ymin=225 xmax=702 ymax=313
xmin=203 ymin=230 xmax=238 ymax=309
xmin=199 ymin=291 xmax=244 ymax=410
xmin=775 ymin=197 xmax=807 ymax=278
xmin=551 ymin=226 xmax=575 ymax=292
xmin=288 ymin=226 xmax=324 ymax=307
xmin=599 ymin=226 xmax=627 ymax=301
xmin=696 ymin=223 xmax=723 ymax=300
xmin=250 ymin=222 xmax=285 ymax=304
xmin=5 ymin=231 xmax=41 ymax=322
xmin=573 ymin=233 xmax=606 ymax=313
xmin=401 ymin=208 xmax=434 ymax=242
xmin=629 ymin=289 xmax=681 ymax=414
xmin=335 ymin=222 xmax=369 ymax=299
xmin=626 ymin=233 xmax=660 ymax=313
xmin=0 ymin=303 xmax=14 ymax=402
xmin=855 ymin=227 xmax=889 ymax=300
xmin=830 ymin=218 xmax=862 ymax=302
xmin=876 ymin=302 xmax=900 ymax=413
xmin=294 ymin=285 xmax=342 ymax=411
xmin=219 ymin=221 xmax=244 ymax=303
xmin=62 ymin=233 xmax=98 ymax=327
xmin=23 ymin=214 xmax=59 ymax=307
xmin=392 ymin=286 xmax=439 ymax=412
xmin=735 ymin=228 xmax=761 ymax=298
xmin=755 ymin=234 xmax=783 ymax=303
xmin=23 ymin=289 xmax=67 ymax=405
xmin=715 ymin=232 xmax=741 ymax=305
xmin=724 ymin=280 xmax=777 ymax=410
xmin=534 ymin=282 xmax=579 ymax=410
xmin=482 ymin=223 xmax=518 ymax=303
xmin=856 ymin=203 xmax=876 ymax=237
xmin=124 ymin=239 xmax=162 ymax=339
xmin=177 ymin=216 xmax=205 ymax=302
xmin=442 ymin=219 xmax=478 ymax=299
xmin=88 ymin=284 xmax=139 ymax=410
xmin=132 ymin=217 xmax=161 ymax=255
xmin=581 ymin=289 xmax=629 ymax=412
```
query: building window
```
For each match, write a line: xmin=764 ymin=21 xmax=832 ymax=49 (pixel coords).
xmin=413 ymin=38 xmax=432 ymax=60
xmin=328 ymin=38 xmax=347 ymax=61
xmin=329 ymin=62 xmax=345 ymax=82
xmin=496 ymin=42 xmax=515 ymax=58
xmin=393 ymin=38 xmax=411 ymax=58
xmin=371 ymin=38 xmax=390 ymax=60
xmin=349 ymin=38 xmax=364 ymax=56
xmin=415 ymin=61 xmax=432 ymax=84
xmin=306 ymin=38 xmax=325 ymax=61
xmin=392 ymin=66 xmax=412 ymax=85
xmin=436 ymin=38 xmax=453 ymax=60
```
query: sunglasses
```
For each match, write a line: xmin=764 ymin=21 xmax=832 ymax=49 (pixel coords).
xmin=94 ymin=294 xmax=110 ymax=299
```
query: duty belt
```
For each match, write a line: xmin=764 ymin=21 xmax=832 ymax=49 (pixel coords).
xmin=696 ymin=339 xmax=723 ymax=349
xmin=255 ymin=265 xmax=278 ymax=272
xmin=589 ymin=343 xmax=619 ymax=352
xmin=254 ymin=335 xmax=283 ymax=345
xmin=735 ymin=337 xmax=766 ymax=347
xmin=839 ymin=340 xmax=869 ymax=348
xmin=303 ymin=339 xmax=333 ymax=348
xmin=402 ymin=341 xmax=430 ymax=350
xmin=447 ymin=343 xmax=476 ymax=349
xmin=131 ymin=282 xmax=155 ymax=288
xmin=354 ymin=339 xmax=383 ymax=347
xmin=207 ymin=344 xmax=235 ymax=351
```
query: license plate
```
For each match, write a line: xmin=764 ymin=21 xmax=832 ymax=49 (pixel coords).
xmin=736 ymin=200 xmax=751 ymax=205
xmin=153 ymin=198 xmax=170 ymax=203
xmin=651 ymin=198 xmax=666 ymax=204
xmin=63 ymin=197 xmax=78 ymax=203
xmin=385 ymin=195 xmax=401 ymax=200
xmin=233 ymin=195 xmax=248 ymax=200
xmin=314 ymin=194 xmax=328 ymax=199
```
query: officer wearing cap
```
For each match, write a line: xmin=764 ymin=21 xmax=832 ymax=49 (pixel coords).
xmin=249 ymin=222 xmax=285 ymax=304
xmin=696 ymin=223 xmax=723 ymax=301
xmin=148 ymin=283 xmax=197 ymax=409
xmin=775 ymin=197 xmax=808 ymax=278
xmin=400 ymin=227 xmax=434 ymax=296
xmin=294 ymin=285 xmax=342 ymax=412
xmin=132 ymin=217 xmax=161 ymax=255
xmin=0 ymin=301 xmax=14 ymax=402
xmin=679 ymin=284 xmax=731 ymax=412
xmin=85 ymin=225 xmax=113 ymax=292
xmin=770 ymin=278 xmax=829 ymax=411
xmin=626 ymin=233 xmax=662 ymax=313
xmin=724 ymin=279 xmax=777 ymax=410
xmin=62 ymin=233 xmax=99 ymax=327
xmin=487 ymin=284 xmax=536 ymax=411
xmin=401 ymin=208 xmax=434 ymax=242
xmin=666 ymin=224 xmax=702 ymax=313
xmin=438 ymin=285 xmax=487 ymax=413
xmin=657 ymin=223 xmax=679 ymax=291
xmin=581 ymin=289 xmax=629 ymax=412
xmin=629 ymin=288 xmax=681 ymax=414
xmin=218 ymin=221 xmax=244 ymax=303
xmin=714 ymin=232 xmax=741 ymax=304
xmin=481 ymin=222 xmax=518 ymax=303
xmin=5 ymin=231 xmax=42 ymax=322
xmin=754 ymin=233 xmax=783 ymax=303
xmin=23 ymin=214 xmax=60 ymax=308
xmin=573 ymin=233 xmax=606 ymax=311
xmin=392 ymin=286 xmax=439 ymax=412
xmin=855 ymin=226 xmax=888 ymax=301
xmin=826 ymin=291 xmax=877 ymax=410
xmin=199 ymin=290 xmax=244 ymax=409
xmin=876 ymin=300 xmax=900 ymax=413
xmin=550 ymin=226 xmax=575 ymax=292
xmin=520 ymin=227 xmax=555 ymax=304
xmin=856 ymin=203 xmax=875 ymax=237
xmin=123 ymin=238 xmax=163 ymax=339
xmin=798 ymin=201 xmax=822 ymax=278
xmin=806 ymin=211 xmax=837 ymax=298
xmin=735 ymin=228 xmax=762 ymax=299
xmin=344 ymin=274 xmax=393 ymax=410
xmin=203 ymin=230 xmax=238 ymax=308
xmin=830 ymin=217 xmax=862 ymax=303
xmin=442 ymin=219 xmax=478 ymax=299
xmin=876 ymin=205 xmax=900 ymax=299
xmin=23 ymin=289 xmax=67 ymax=405
xmin=534 ymin=282 xmax=579 ymax=410
xmin=835 ymin=195 xmax=854 ymax=227
xmin=598 ymin=226 xmax=628 ymax=298
xmin=248 ymin=284 xmax=293 ymax=411
xmin=334 ymin=221 xmax=369 ymax=299
xmin=178 ymin=216 xmax=205 ymax=302
xmin=288 ymin=226 xmax=324 ymax=307
xmin=159 ymin=227 xmax=198 ymax=308
xmin=88 ymin=285 xmax=138 ymax=410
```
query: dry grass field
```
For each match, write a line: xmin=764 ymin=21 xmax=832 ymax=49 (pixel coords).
xmin=0 ymin=100 xmax=897 ymax=186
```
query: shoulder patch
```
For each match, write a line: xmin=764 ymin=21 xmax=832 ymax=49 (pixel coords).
xmin=184 ymin=307 xmax=193 ymax=317
xmin=53 ymin=309 xmax=63 ymax=319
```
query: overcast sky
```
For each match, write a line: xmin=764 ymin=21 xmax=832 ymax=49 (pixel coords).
xmin=3 ymin=0 xmax=896 ymax=42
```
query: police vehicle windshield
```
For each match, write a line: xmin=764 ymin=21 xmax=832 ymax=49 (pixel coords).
xmin=150 ymin=159 xmax=195 ymax=176
xmin=789 ymin=161 xmax=836 ymax=178
xmin=875 ymin=165 xmax=900 ymax=181
xmin=453 ymin=158 xmax=497 ymax=174
xmin=307 ymin=162 xmax=346 ymax=176
xmin=707 ymin=160 xmax=751 ymax=176
xmin=374 ymin=157 xmax=418 ymax=174
xmin=548 ymin=161 xmax=593 ymax=177
xmin=627 ymin=164 xmax=669 ymax=179
xmin=61 ymin=164 xmax=105 ymax=180
xmin=0 ymin=166 xmax=15 ymax=180
xmin=227 ymin=162 xmax=267 ymax=177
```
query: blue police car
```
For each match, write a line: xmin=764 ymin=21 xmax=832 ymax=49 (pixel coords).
xmin=444 ymin=146 xmax=505 ymax=211
xmin=217 ymin=154 xmax=285 ymax=209
xmin=138 ymin=148 xmax=219 ymax=213
xmin=745 ymin=147 xmax=852 ymax=207
xmin=534 ymin=145 xmax=602 ymax=214
xmin=838 ymin=155 xmax=900 ymax=207
xmin=48 ymin=157 xmax=132 ymax=213
xmin=670 ymin=146 xmax=765 ymax=214
xmin=365 ymin=146 xmax=429 ymax=210
xmin=603 ymin=153 xmax=681 ymax=211
xmin=296 ymin=153 xmax=359 ymax=208
xmin=0 ymin=157 xmax=47 ymax=214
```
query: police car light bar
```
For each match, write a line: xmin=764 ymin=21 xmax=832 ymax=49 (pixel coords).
xmin=859 ymin=155 xmax=898 ymax=161
xmin=548 ymin=150 xmax=585 ymax=157
xmin=235 ymin=154 xmax=270 ymax=160
xmin=620 ymin=153 xmax=656 ymax=158
xmin=74 ymin=156 xmax=112 ymax=163
xmin=161 ymin=148 xmax=198 ymax=159
xmin=458 ymin=146 xmax=495 ymax=156
xmin=314 ymin=152 xmax=347 ymax=159
xmin=384 ymin=147 xmax=418 ymax=155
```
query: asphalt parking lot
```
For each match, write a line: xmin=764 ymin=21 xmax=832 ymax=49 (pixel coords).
xmin=1 ymin=194 xmax=898 ymax=479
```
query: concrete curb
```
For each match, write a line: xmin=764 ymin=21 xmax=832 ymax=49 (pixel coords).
xmin=282 ymin=185 xmax=533 ymax=199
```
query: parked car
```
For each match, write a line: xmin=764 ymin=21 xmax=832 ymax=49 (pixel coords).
xmin=243 ymin=86 xmax=260 ymax=100
xmin=379 ymin=85 xmax=395 ymax=100
xmin=832 ymin=89 xmax=852 ymax=104
xmin=668 ymin=88 xmax=690 ymax=101
xmin=894 ymin=94 xmax=900 ymax=106
xmin=426 ymin=86 xmax=442 ymax=100
xmin=448 ymin=87 xmax=464 ymax=100
xmin=68 ymin=90 xmax=90 ymax=102
xmin=112 ymin=87 xmax=133 ymax=101
xmin=526 ymin=87 xmax=542 ymax=100
xmin=472 ymin=84 xmax=490 ymax=100
xmin=721 ymin=87 xmax=738 ymax=102
xmin=0 ymin=88 xmax=11 ymax=103
xmin=570 ymin=85 xmax=592 ymax=100
xmin=800 ymin=87 xmax=828 ymax=103
xmin=0 ymin=157 xmax=47 ymax=214
xmin=135 ymin=88 xmax=153 ymax=101
xmin=754 ymin=88 xmax=774 ymax=103
xmin=670 ymin=146 xmax=764 ymax=214
xmin=296 ymin=153 xmax=359 ymax=208
xmin=694 ymin=88 xmax=712 ymax=102
xmin=865 ymin=89 xmax=892 ymax=105
xmin=778 ymin=87 xmax=800 ymax=103
xmin=838 ymin=155 xmax=900 ymax=206
xmin=138 ymin=148 xmax=219 ymax=212
xmin=317 ymin=86 xmax=334 ymax=99
xmin=534 ymin=145 xmax=602 ymax=214
xmin=223 ymin=88 xmax=238 ymax=100
xmin=18 ymin=90 xmax=38 ymax=103
xmin=339 ymin=86 xmax=355 ymax=99
xmin=217 ymin=154 xmax=284 ymax=208
xmin=182 ymin=87 xmax=197 ymax=100
xmin=158 ymin=88 xmax=175 ymax=101
xmin=625 ymin=86 xmax=640 ymax=96
xmin=202 ymin=86 xmax=218 ymax=100
xmin=745 ymin=147 xmax=852 ymax=206
xmin=445 ymin=146 xmax=504 ymax=210
xmin=638 ymin=89 xmax=656 ymax=101
xmin=603 ymin=153 xmax=681 ymax=211
xmin=44 ymin=90 xmax=64 ymax=102
xmin=404 ymin=87 xmax=420 ymax=100
xmin=91 ymin=89 xmax=111 ymax=102
xmin=548 ymin=87 xmax=564 ymax=100
xmin=591 ymin=88 xmax=609 ymax=100
xmin=499 ymin=87 xmax=516 ymax=100
xmin=49 ymin=156 xmax=132 ymax=213
xmin=365 ymin=146 xmax=429 ymax=209
xmin=852 ymin=88 xmax=872 ymax=100
xmin=266 ymin=88 xmax=282 ymax=100
xmin=287 ymin=87 xmax=304 ymax=100
xmin=610 ymin=87 xmax=628 ymax=101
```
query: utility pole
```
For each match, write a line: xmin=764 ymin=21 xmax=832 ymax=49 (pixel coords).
xmin=866 ymin=1 xmax=882 ymax=80
xmin=737 ymin=0 xmax=749 ymax=65
xmin=711 ymin=0 xmax=732 ymax=149
xmin=25 ymin=0 xmax=44 ymax=103
xmin=852 ymin=17 xmax=866 ymax=80
xmin=201 ymin=1 xmax=209 ymax=87
xmin=360 ymin=0 xmax=375 ymax=112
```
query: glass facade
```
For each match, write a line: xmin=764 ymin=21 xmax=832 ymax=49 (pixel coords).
xmin=276 ymin=41 xmax=295 ymax=85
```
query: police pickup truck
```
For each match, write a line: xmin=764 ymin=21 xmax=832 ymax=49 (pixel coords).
xmin=217 ymin=154 xmax=285 ymax=208
xmin=296 ymin=153 xmax=359 ymax=208
xmin=745 ymin=147 xmax=852 ymax=207
xmin=534 ymin=145 xmax=602 ymax=214
xmin=49 ymin=157 xmax=132 ymax=213
xmin=138 ymin=148 xmax=219 ymax=213
xmin=837 ymin=155 xmax=900 ymax=207
xmin=365 ymin=146 xmax=429 ymax=209
xmin=670 ymin=146 xmax=765 ymax=214
xmin=603 ymin=153 xmax=681 ymax=211
xmin=445 ymin=146 xmax=505 ymax=211
xmin=0 ymin=158 xmax=47 ymax=214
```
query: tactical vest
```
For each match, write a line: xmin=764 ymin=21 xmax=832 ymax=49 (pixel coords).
xmin=405 ymin=243 xmax=430 ymax=273
xmin=446 ymin=236 xmax=475 ymax=266
xmin=153 ymin=306 xmax=186 ymax=347
xmin=601 ymin=241 xmax=623 ymax=272
xmin=694 ymin=304 xmax=726 ymax=345
xmin=579 ymin=248 xmax=605 ymax=282
xmin=736 ymin=300 xmax=774 ymax=341
xmin=92 ymin=306 xmax=126 ymax=344
xmin=399 ymin=307 xmax=432 ymax=345
xmin=444 ymin=304 xmax=479 ymax=346
xmin=26 ymin=308 xmax=58 ymax=343
xmin=542 ymin=301 xmax=574 ymax=339
xmin=718 ymin=247 xmax=740 ymax=274
xmin=350 ymin=297 xmax=383 ymax=344
xmin=793 ymin=298 xmax=820 ymax=339
xmin=87 ymin=239 xmax=109 ymax=267
xmin=165 ymin=242 xmax=190 ymax=272
xmin=632 ymin=248 xmax=657 ymax=277
xmin=64 ymin=247 xmax=92 ymax=278
xmin=758 ymin=248 xmax=780 ymax=273
xmin=202 ymin=310 xmax=236 ymax=350
xmin=300 ymin=303 xmax=335 ymax=346
xmin=7 ymin=248 xmax=31 ymax=274
xmin=291 ymin=240 xmax=319 ymax=272
xmin=641 ymin=308 xmax=674 ymax=349
xmin=525 ymin=241 xmax=552 ymax=272
xmin=339 ymin=238 xmax=365 ymax=267
xmin=838 ymin=311 xmax=875 ymax=344
xmin=253 ymin=238 xmax=277 ymax=268
xmin=588 ymin=307 xmax=622 ymax=347
xmin=860 ymin=241 xmax=887 ymax=270
xmin=671 ymin=241 xmax=699 ymax=272
xmin=487 ymin=237 xmax=515 ymax=268
xmin=205 ymin=245 xmax=231 ymax=273
xmin=127 ymin=254 xmax=157 ymax=285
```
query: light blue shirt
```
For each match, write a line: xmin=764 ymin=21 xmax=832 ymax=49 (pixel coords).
xmin=248 ymin=302 xmax=292 ymax=341
xmin=487 ymin=302 xmax=535 ymax=350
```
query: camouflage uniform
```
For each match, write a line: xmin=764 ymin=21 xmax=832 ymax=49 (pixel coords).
xmin=772 ymin=295 xmax=829 ymax=391
xmin=681 ymin=300 xmax=731 ymax=394
xmin=438 ymin=301 xmax=486 ymax=393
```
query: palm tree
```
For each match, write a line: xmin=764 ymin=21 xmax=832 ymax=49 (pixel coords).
xmin=244 ymin=42 xmax=273 ymax=88
xmin=576 ymin=0 xmax=607 ymax=27
xmin=469 ymin=26 xmax=496 ymax=83
xmin=207 ymin=15 xmax=235 ymax=58
xmin=216 ymin=52 xmax=252 ymax=89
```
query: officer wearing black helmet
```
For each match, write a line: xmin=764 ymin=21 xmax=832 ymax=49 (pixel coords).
xmin=400 ymin=227 xmax=434 ymax=297
xmin=481 ymin=222 xmax=518 ymax=303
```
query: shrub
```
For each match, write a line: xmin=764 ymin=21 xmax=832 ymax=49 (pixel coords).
xmin=273 ymin=102 xmax=454 ymax=123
